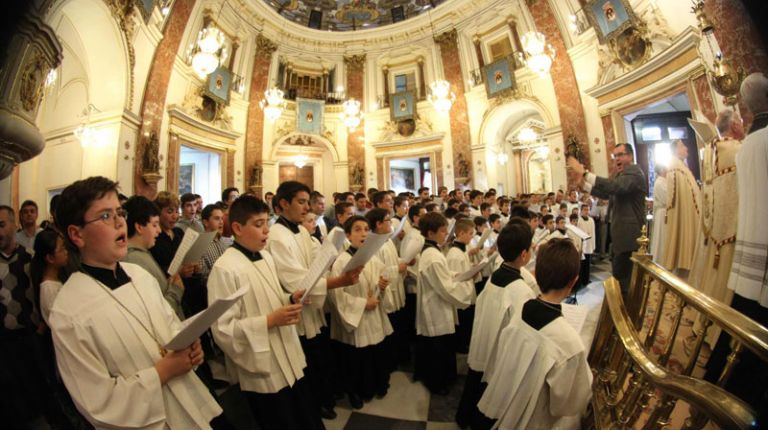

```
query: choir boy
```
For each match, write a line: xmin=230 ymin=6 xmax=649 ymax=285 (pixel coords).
xmin=208 ymin=196 xmax=323 ymax=429
xmin=478 ymin=239 xmax=592 ymax=429
xmin=577 ymin=205 xmax=596 ymax=287
xmin=456 ymin=218 xmax=535 ymax=429
xmin=329 ymin=216 xmax=393 ymax=408
xmin=177 ymin=192 xmax=204 ymax=233
xmin=414 ymin=212 xmax=473 ymax=394
xmin=50 ymin=177 xmax=222 ymax=428
xmin=448 ymin=219 xmax=480 ymax=353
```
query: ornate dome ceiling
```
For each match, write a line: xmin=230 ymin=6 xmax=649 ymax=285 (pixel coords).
xmin=262 ymin=0 xmax=445 ymax=31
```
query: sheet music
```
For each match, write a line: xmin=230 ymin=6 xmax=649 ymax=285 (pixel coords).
xmin=343 ymin=232 xmax=392 ymax=272
xmin=566 ymin=223 xmax=591 ymax=241
xmin=326 ymin=227 xmax=347 ymax=251
xmin=688 ymin=117 xmax=718 ymax=150
xmin=298 ymin=239 xmax=341 ymax=304
xmin=473 ymin=228 xmax=492 ymax=251
xmin=400 ymin=230 xmax=424 ymax=263
xmin=165 ymin=285 xmax=249 ymax=350
xmin=166 ymin=230 xmax=217 ymax=276
xmin=390 ymin=217 xmax=406 ymax=239
xmin=561 ymin=303 xmax=589 ymax=334
xmin=454 ymin=257 xmax=492 ymax=282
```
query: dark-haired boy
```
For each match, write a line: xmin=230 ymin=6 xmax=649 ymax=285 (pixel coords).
xmin=456 ymin=218 xmax=536 ymax=429
xmin=267 ymin=181 xmax=363 ymax=419
xmin=479 ymin=239 xmax=592 ymax=429
xmin=448 ymin=219 xmax=479 ymax=353
xmin=208 ymin=196 xmax=323 ymax=429
xmin=177 ymin=193 xmax=204 ymax=233
xmin=123 ymin=196 xmax=185 ymax=319
xmin=49 ymin=177 xmax=222 ymax=428
xmin=414 ymin=212 xmax=473 ymax=394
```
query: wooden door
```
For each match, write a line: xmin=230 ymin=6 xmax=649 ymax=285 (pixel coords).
xmin=279 ymin=165 xmax=314 ymax=189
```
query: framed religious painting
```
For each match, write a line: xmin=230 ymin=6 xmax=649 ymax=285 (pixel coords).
xmin=389 ymin=90 xmax=416 ymax=122
xmin=204 ymin=66 xmax=232 ymax=105
xmin=482 ymin=57 xmax=516 ymax=99
xmin=584 ymin=0 xmax=639 ymax=44
xmin=296 ymin=98 xmax=324 ymax=135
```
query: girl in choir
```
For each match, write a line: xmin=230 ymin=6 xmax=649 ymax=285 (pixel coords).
xmin=329 ymin=215 xmax=393 ymax=408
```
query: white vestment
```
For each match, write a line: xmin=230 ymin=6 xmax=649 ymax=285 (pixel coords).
xmin=467 ymin=276 xmax=536 ymax=373
xmin=328 ymin=252 xmax=393 ymax=347
xmin=267 ymin=222 xmax=327 ymax=338
xmin=479 ymin=317 xmax=592 ymax=430
xmin=728 ymin=127 xmax=768 ymax=306
xmin=40 ymin=279 xmax=63 ymax=325
xmin=446 ymin=245 xmax=477 ymax=305
xmin=49 ymin=264 xmax=221 ymax=430
xmin=208 ymin=248 xmax=306 ymax=393
xmin=374 ymin=239 xmax=406 ymax=313
xmin=416 ymin=246 xmax=473 ymax=337
xmin=577 ymin=217 xmax=596 ymax=255
xmin=651 ymin=176 xmax=668 ymax=262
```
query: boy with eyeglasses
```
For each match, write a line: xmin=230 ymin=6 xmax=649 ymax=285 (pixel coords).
xmin=49 ymin=176 xmax=223 ymax=428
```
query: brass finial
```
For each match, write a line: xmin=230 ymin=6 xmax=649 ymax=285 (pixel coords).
xmin=637 ymin=225 xmax=649 ymax=254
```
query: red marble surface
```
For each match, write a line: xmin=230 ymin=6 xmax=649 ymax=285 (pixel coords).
xmin=134 ymin=0 xmax=195 ymax=197
xmin=244 ymin=50 xmax=273 ymax=194
xmin=528 ymin=0 xmax=590 ymax=180
xmin=435 ymin=32 xmax=472 ymax=190
xmin=601 ymin=114 xmax=616 ymax=177
xmin=705 ymin=0 xmax=768 ymax=129
xmin=693 ymin=74 xmax=717 ymax=124
xmin=346 ymin=61 xmax=366 ymax=188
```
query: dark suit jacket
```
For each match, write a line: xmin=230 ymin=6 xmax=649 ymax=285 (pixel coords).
xmin=590 ymin=164 xmax=647 ymax=254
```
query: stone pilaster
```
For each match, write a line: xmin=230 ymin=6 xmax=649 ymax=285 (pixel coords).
xmin=134 ymin=0 xmax=195 ymax=197
xmin=528 ymin=0 xmax=590 ymax=184
xmin=434 ymin=29 xmax=472 ymax=189
xmin=244 ymin=34 xmax=277 ymax=196
xmin=345 ymin=54 xmax=366 ymax=189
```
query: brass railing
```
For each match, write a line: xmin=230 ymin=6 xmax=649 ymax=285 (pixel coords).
xmin=588 ymin=229 xmax=768 ymax=429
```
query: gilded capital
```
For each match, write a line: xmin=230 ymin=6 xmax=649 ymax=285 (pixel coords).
xmin=254 ymin=34 xmax=277 ymax=58
xmin=434 ymin=29 xmax=458 ymax=49
xmin=344 ymin=54 xmax=367 ymax=72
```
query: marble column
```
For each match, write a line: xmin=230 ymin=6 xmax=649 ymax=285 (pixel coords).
xmin=345 ymin=54 xmax=366 ymax=190
xmin=134 ymin=0 xmax=195 ymax=197
xmin=434 ymin=29 xmax=473 ymax=189
xmin=527 ymin=0 xmax=591 ymax=183
xmin=244 ymin=35 xmax=277 ymax=198
xmin=705 ymin=0 xmax=768 ymax=128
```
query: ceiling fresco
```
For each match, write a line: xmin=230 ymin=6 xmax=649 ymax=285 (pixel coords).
xmin=262 ymin=0 xmax=445 ymax=31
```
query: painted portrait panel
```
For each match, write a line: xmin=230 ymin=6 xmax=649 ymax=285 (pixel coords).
xmin=389 ymin=90 xmax=416 ymax=121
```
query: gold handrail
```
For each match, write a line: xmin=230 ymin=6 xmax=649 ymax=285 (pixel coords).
xmin=603 ymin=277 xmax=758 ymax=429
xmin=629 ymin=257 xmax=768 ymax=363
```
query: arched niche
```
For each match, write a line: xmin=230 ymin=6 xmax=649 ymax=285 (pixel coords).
xmin=266 ymin=132 xmax=344 ymax=196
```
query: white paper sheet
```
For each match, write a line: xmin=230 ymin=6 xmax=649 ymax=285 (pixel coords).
xmin=473 ymin=228 xmax=492 ymax=251
xmin=390 ymin=217 xmax=406 ymax=239
xmin=298 ymin=239 xmax=341 ymax=305
xmin=166 ymin=230 xmax=217 ymax=276
xmin=343 ymin=232 xmax=392 ymax=272
xmin=566 ymin=223 xmax=591 ymax=241
xmin=454 ymin=257 xmax=492 ymax=282
xmin=165 ymin=285 xmax=249 ymax=350
xmin=326 ymin=227 xmax=347 ymax=251
xmin=400 ymin=230 xmax=424 ymax=263
xmin=688 ymin=116 xmax=718 ymax=150
xmin=561 ymin=303 xmax=590 ymax=334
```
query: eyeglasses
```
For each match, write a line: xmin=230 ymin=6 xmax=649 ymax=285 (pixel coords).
xmin=611 ymin=152 xmax=630 ymax=160
xmin=83 ymin=208 xmax=127 ymax=226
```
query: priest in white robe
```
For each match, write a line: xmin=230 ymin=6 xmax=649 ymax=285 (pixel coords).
xmin=650 ymin=165 xmax=668 ymax=262
xmin=662 ymin=139 xmax=701 ymax=276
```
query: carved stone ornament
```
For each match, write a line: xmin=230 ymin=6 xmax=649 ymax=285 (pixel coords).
xmin=565 ymin=134 xmax=584 ymax=163
xmin=344 ymin=54 xmax=366 ymax=72
xmin=19 ymin=51 xmax=47 ymax=112
xmin=255 ymin=34 xmax=277 ymax=58
xmin=351 ymin=162 xmax=364 ymax=186
xmin=456 ymin=152 xmax=471 ymax=179
xmin=376 ymin=114 xmax=434 ymax=142
xmin=250 ymin=163 xmax=263 ymax=186
xmin=434 ymin=29 xmax=458 ymax=49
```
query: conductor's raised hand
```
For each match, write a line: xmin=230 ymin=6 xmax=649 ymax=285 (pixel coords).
xmin=268 ymin=303 xmax=303 ymax=328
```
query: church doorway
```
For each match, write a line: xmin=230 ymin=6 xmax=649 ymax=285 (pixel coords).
xmin=179 ymin=145 xmax=221 ymax=206
xmin=388 ymin=156 xmax=432 ymax=195
xmin=279 ymin=164 xmax=314 ymax=189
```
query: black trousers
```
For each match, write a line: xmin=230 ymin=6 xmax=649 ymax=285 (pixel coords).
xmin=455 ymin=368 xmax=496 ymax=429
xmin=244 ymin=376 xmax=324 ymax=430
xmin=704 ymin=294 xmax=768 ymax=424
xmin=612 ymin=250 xmax=633 ymax=295
xmin=414 ymin=334 xmax=457 ymax=393
xmin=579 ymin=254 xmax=592 ymax=287
xmin=300 ymin=333 xmax=337 ymax=410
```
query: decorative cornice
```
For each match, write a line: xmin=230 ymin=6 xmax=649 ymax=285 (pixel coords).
xmin=344 ymin=54 xmax=366 ymax=71
xmin=254 ymin=34 xmax=277 ymax=58
xmin=434 ymin=28 xmax=458 ymax=49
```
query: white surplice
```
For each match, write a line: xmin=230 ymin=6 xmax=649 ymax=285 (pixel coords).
xmin=467 ymin=276 xmax=536 ymax=373
xmin=267 ymin=222 xmax=327 ymax=338
xmin=479 ymin=317 xmax=592 ymax=430
xmin=49 ymin=263 xmax=221 ymax=430
xmin=374 ymin=239 xmax=406 ymax=313
xmin=577 ymin=217 xmax=596 ymax=255
xmin=208 ymin=248 xmax=306 ymax=394
xmin=328 ymin=252 xmax=393 ymax=347
xmin=446 ymin=245 xmax=477 ymax=304
xmin=416 ymin=246 xmax=473 ymax=337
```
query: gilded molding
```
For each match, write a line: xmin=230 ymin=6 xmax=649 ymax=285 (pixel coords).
xmin=434 ymin=29 xmax=458 ymax=49
xmin=255 ymin=34 xmax=278 ymax=58
xmin=103 ymin=0 xmax=136 ymax=107
xmin=19 ymin=49 xmax=47 ymax=113
xmin=344 ymin=54 xmax=366 ymax=72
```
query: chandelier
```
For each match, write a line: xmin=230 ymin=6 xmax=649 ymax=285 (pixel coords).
xmin=260 ymin=87 xmax=286 ymax=122
xmin=517 ymin=127 xmax=538 ymax=143
xmin=342 ymin=98 xmax=364 ymax=130
xmin=497 ymin=152 xmax=509 ymax=165
xmin=294 ymin=154 xmax=308 ymax=168
xmin=428 ymin=79 xmax=456 ymax=113
xmin=73 ymin=104 xmax=102 ymax=148
xmin=190 ymin=26 xmax=228 ymax=79
xmin=519 ymin=32 xmax=556 ymax=76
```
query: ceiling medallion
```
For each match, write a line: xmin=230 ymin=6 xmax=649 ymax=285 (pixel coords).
xmin=336 ymin=0 xmax=380 ymax=24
